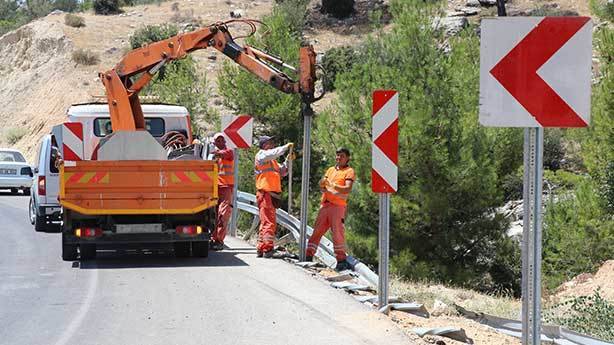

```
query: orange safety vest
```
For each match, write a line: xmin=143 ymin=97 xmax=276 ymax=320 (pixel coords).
xmin=217 ymin=157 xmax=234 ymax=186
xmin=255 ymin=159 xmax=281 ymax=193
xmin=321 ymin=166 xmax=354 ymax=206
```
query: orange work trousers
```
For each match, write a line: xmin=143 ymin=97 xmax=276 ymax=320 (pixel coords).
xmin=213 ymin=186 xmax=233 ymax=244
xmin=256 ymin=190 xmax=277 ymax=253
xmin=306 ymin=202 xmax=347 ymax=261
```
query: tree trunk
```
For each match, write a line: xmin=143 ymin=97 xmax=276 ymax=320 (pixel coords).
xmin=321 ymin=0 xmax=355 ymax=19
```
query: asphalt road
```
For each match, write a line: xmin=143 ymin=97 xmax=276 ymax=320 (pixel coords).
xmin=0 ymin=193 xmax=410 ymax=345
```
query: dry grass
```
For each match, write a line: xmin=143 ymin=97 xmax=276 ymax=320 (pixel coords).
xmin=390 ymin=277 xmax=522 ymax=319
xmin=71 ymin=48 xmax=99 ymax=66
xmin=64 ymin=13 xmax=85 ymax=28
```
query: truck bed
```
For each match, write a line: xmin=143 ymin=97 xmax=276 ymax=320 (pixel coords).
xmin=60 ymin=160 xmax=218 ymax=215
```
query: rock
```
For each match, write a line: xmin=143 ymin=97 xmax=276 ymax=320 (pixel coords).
xmin=431 ymin=299 xmax=450 ymax=317
xmin=230 ymin=9 xmax=244 ymax=18
xmin=479 ymin=0 xmax=497 ymax=6
xmin=207 ymin=53 xmax=217 ymax=60
xmin=48 ymin=9 xmax=64 ymax=15
xmin=460 ymin=7 xmax=479 ymax=16
xmin=446 ymin=11 xmax=466 ymax=17
xmin=435 ymin=16 xmax=469 ymax=36
xmin=466 ymin=0 xmax=480 ymax=7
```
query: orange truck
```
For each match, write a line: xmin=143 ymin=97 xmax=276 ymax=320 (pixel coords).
xmin=59 ymin=20 xmax=319 ymax=261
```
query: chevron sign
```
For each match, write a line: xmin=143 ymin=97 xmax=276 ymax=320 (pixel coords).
xmin=372 ymin=90 xmax=398 ymax=193
xmin=221 ymin=115 xmax=253 ymax=149
xmin=62 ymin=122 xmax=83 ymax=161
xmin=480 ymin=17 xmax=592 ymax=127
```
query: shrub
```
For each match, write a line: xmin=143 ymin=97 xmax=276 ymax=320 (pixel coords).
xmin=321 ymin=0 xmax=355 ymax=19
xmin=64 ymin=13 xmax=85 ymax=27
xmin=93 ymin=0 xmax=122 ymax=15
xmin=71 ymin=48 xmax=99 ymax=65
xmin=129 ymin=23 xmax=178 ymax=49
xmin=590 ymin=0 xmax=614 ymax=22
xmin=321 ymin=46 xmax=360 ymax=91
xmin=5 ymin=127 xmax=27 ymax=145
xmin=544 ymin=290 xmax=614 ymax=341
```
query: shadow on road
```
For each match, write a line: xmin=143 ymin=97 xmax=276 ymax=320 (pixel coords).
xmin=76 ymin=247 xmax=255 ymax=269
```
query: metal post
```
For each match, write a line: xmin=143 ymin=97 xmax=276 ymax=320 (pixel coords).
xmin=299 ymin=105 xmax=313 ymax=262
xmin=229 ymin=149 xmax=240 ymax=237
xmin=288 ymin=146 xmax=293 ymax=215
xmin=378 ymin=193 xmax=390 ymax=311
xmin=521 ymin=127 xmax=544 ymax=345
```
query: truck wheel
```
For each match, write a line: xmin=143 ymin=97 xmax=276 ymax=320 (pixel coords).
xmin=22 ymin=188 xmax=31 ymax=196
xmin=10 ymin=188 xmax=18 ymax=195
xmin=192 ymin=241 xmax=209 ymax=258
xmin=62 ymin=235 xmax=78 ymax=261
xmin=173 ymin=242 xmax=191 ymax=257
xmin=80 ymin=244 xmax=96 ymax=260
xmin=29 ymin=198 xmax=36 ymax=225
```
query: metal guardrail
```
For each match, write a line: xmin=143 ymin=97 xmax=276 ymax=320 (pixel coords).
xmin=236 ymin=191 xmax=612 ymax=345
xmin=236 ymin=191 xmax=378 ymax=287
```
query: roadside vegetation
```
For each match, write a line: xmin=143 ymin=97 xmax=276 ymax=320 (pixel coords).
xmin=4 ymin=127 xmax=27 ymax=145
xmin=71 ymin=48 xmax=99 ymax=65
xmin=64 ymin=13 xmax=85 ymax=27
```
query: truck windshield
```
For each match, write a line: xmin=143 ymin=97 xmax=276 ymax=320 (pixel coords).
xmin=0 ymin=150 xmax=26 ymax=162
xmin=94 ymin=118 xmax=166 ymax=137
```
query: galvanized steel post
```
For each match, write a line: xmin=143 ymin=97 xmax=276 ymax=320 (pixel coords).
xmin=378 ymin=193 xmax=390 ymax=311
xmin=299 ymin=104 xmax=313 ymax=262
xmin=521 ymin=127 xmax=544 ymax=345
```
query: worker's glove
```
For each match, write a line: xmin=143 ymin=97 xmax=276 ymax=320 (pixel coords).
xmin=286 ymin=152 xmax=296 ymax=161
xmin=286 ymin=142 xmax=294 ymax=151
xmin=319 ymin=177 xmax=328 ymax=189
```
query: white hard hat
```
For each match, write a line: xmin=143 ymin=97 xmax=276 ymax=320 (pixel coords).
xmin=213 ymin=132 xmax=224 ymax=140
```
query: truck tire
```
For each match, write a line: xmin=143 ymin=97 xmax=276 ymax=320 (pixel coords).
xmin=22 ymin=188 xmax=31 ymax=196
xmin=62 ymin=235 xmax=78 ymax=261
xmin=10 ymin=188 xmax=18 ymax=195
xmin=173 ymin=242 xmax=191 ymax=257
xmin=192 ymin=241 xmax=209 ymax=258
xmin=80 ymin=244 xmax=96 ymax=260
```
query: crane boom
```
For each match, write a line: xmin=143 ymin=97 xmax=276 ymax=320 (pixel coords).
xmin=99 ymin=20 xmax=317 ymax=132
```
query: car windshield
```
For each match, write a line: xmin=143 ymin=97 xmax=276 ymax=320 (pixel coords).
xmin=0 ymin=150 xmax=26 ymax=162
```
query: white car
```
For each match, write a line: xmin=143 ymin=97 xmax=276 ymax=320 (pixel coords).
xmin=0 ymin=148 xmax=33 ymax=195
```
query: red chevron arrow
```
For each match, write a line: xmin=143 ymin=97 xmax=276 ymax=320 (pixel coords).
xmin=223 ymin=115 xmax=251 ymax=148
xmin=490 ymin=17 xmax=590 ymax=127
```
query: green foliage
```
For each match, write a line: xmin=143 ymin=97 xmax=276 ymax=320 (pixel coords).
xmin=321 ymin=46 xmax=360 ymax=91
xmin=5 ymin=127 xmax=27 ymax=145
xmin=590 ymin=0 xmax=614 ymax=22
xmin=93 ymin=0 xmax=122 ymax=15
xmin=129 ymin=23 xmax=178 ymax=49
xmin=314 ymin=0 xmax=516 ymax=293
xmin=543 ymin=179 xmax=614 ymax=290
xmin=71 ymin=48 xmax=99 ymax=65
xmin=128 ymin=24 xmax=215 ymax=133
xmin=545 ymin=290 xmax=614 ymax=341
xmin=64 ymin=13 xmax=85 ymax=27
xmin=543 ymin=128 xmax=565 ymax=171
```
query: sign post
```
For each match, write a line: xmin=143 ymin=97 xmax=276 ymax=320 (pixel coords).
xmin=372 ymin=90 xmax=398 ymax=311
xmin=221 ymin=114 xmax=253 ymax=237
xmin=479 ymin=17 xmax=592 ymax=345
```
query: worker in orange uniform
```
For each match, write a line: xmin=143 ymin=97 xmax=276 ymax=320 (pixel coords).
xmin=306 ymin=148 xmax=355 ymax=271
xmin=211 ymin=133 xmax=234 ymax=251
xmin=254 ymin=135 xmax=293 ymax=258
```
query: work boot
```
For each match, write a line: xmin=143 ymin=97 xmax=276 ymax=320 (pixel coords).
xmin=335 ymin=260 xmax=351 ymax=272
xmin=211 ymin=242 xmax=224 ymax=251
xmin=305 ymin=255 xmax=313 ymax=262
xmin=263 ymin=250 xmax=285 ymax=259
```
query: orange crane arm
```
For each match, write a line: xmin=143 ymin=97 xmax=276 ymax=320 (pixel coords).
xmin=99 ymin=20 xmax=317 ymax=132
